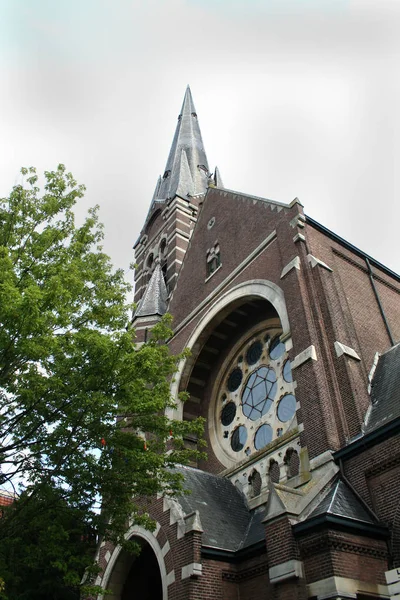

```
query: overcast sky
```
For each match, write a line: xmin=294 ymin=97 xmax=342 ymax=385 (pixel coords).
xmin=1 ymin=0 xmax=399 ymax=285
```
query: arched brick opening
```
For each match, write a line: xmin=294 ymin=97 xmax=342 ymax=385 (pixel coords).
xmin=100 ymin=527 xmax=168 ymax=600
xmin=285 ymin=447 xmax=300 ymax=478
xmin=269 ymin=459 xmax=280 ymax=484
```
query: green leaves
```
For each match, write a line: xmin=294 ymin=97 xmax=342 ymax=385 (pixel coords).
xmin=0 ymin=166 xmax=203 ymax=599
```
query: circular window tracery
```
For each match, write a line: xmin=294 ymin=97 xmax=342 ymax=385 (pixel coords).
xmin=215 ymin=326 xmax=297 ymax=459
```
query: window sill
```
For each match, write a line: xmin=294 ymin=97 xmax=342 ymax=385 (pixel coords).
xmin=205 ymin=263 xmax=222 ymax=283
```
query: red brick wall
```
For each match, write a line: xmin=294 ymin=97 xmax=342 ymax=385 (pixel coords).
xmin=299 ymin=530 xmax=387 ymax=585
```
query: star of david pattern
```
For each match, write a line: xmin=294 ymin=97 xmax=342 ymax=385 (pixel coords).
xmin=242 ymin=366 xmax=277 ymax=420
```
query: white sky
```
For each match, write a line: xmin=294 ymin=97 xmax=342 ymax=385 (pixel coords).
xmin=1 ymin=0 xmax=399 ymax=282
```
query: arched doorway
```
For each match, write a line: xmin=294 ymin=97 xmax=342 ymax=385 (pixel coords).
xmin=120 ymin=539 xmax=162 ymax=600
xmin=101 ymin=528 xmax=167 ymax=600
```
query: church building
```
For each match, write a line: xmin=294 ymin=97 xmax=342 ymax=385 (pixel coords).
xmin=96 ymin=87 xmax=400 ymax=599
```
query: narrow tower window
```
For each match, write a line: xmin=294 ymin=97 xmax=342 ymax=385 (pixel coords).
xmin=206 ymin=243 xmax=221 ymax=278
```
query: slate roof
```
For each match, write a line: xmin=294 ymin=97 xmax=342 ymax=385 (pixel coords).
xmin=175 ymin=465 xmax=266 ymax=552
xmin=134 ymin=263 xmax=168 ymax=318
xmin=364 ymin=342 xmax=400 ymax=434
xmin=308 ymin=478 xmax=375 ymax=525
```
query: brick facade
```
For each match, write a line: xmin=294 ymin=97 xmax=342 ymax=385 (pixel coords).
xmin=94 ymin=89 xmax=400 ymax=599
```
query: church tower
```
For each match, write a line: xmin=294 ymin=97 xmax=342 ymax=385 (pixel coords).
xmin=97 ymin=87 xmax=400 ymax=600
xmin=132 ymin=86 xmax=221 ymax=340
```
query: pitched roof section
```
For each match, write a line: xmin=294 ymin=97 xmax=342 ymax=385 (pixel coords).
xmin=175 ymin=465 xmax=265 ymax=552
xmin=364 ymin=342 xmax=400 ymax=434
xmin=293 ymin=477 xmax=388 ymax=538
xmin=134 ymin=263 xmax=168 ymax=319
xmin=155 ymin=86 xmax=210 ymax=202
xmin=308 ymin=478 xmax=375 ymax=525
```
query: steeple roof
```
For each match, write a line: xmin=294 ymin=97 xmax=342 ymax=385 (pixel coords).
xmin=134 ymin=263 xmax=168 ymax=319
xmin=154 ymin=86 xmax=210 ymax=202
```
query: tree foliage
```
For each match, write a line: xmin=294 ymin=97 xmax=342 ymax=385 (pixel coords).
xmin=0 ymin=166 xmax=203 ymax=598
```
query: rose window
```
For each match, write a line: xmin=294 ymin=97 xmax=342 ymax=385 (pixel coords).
xmin=213 ymin=327 xmax=297 ymax=462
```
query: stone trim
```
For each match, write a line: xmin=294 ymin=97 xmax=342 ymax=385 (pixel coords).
xmin=161 ymin=540 xmax=170 ymax=557
xmin=307 ymin=254 xmax=333 ymax=272
xmin=184 ymin=510 xmax=203 ymax=533
xmin=281 ymin=256 xmax=301 ymax=279
xmin=163 ymin=497 xmax=186 ymax=539
xmin=334 ymin=341 xmax=361 ymax=361
xmin=98 ymin=524 xmax=168 ymax=600
xmin=368 ymin=351 xmax=380 ymax=394
xmin=293 ymin=233 xmax=306 ymax=243
xmin=166 ymin=570 xmax=175 ymax=586
xmin=307 ymin=575 xmax=389 ymax=600
xmin=289 ymin=213 xmax=305 ymax=227
xmin=291 ymin=345 xmax=317 ymax=370
xmin=269 ymin=559 xmax=305 ymax=584
xmin=166 ymin=245 xmax=187 ymax=259
xmin=181 ymin=562 xmax=202 ymax=580
xmin=204 ymin=263 xmax=222 ymax=282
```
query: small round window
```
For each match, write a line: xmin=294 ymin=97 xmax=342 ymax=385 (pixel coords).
xmin=221 ymin=402 xmax=236 ymax=426
xmin=269 ymin=337 xmax=285 ymax=360
xmin=277 ymin=394 xmax=296 ymax=423
xmin=231 ymin=425 xmax=247 ymax=452
xmin=246 ymin=340 xmax=263 ymax=366
xmin=283 ymin=360 xmax=293 ymax=383
xmin=227 ymin=368 xmax=243 ymax=392
xmin=254 ymin=424 xmax=273 ymax=450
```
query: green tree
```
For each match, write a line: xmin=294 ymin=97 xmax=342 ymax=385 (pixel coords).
xmin=0 ymin=166 xmax=202 ymax=599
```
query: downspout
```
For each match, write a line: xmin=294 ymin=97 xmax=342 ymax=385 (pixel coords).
xmin=365 ymin=257 xmax=395 ymax=346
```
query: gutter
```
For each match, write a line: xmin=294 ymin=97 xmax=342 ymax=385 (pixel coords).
xmin=305 ymin=216 xmax=400 ymax=283
xmin=293 ymin=514 xmax=389 ymax=539
xmin=201 ymin=540 xmax=266 ymax=563
xmin=334 ymin=416 xmax=400 ymax=461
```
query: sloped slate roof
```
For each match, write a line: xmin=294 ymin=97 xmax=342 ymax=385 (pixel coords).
xmin=308 ymin=478 xmax=375 ymax=524
xmin=155 ymin=86 xmax=210 ymax=202
xmin=134 ymin=263 xmax=168 ymax=319
xmin=364 ymin=342 xmax=400 ymax=434
xmin=175 ymin=465 xmax=265 ymax=552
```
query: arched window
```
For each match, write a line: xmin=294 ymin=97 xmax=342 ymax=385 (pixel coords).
xmin=146 ymin=253 xmax=154 ymax=270
xmin=269 ymin=459 xmax=280 ymax=484
xmin=285 ymin=448 xmax=300 ymax=478
xmin=248 ymin=470 xmax=262 ymax=498
xmin=159 ymin=237 xmax=167 ymax=256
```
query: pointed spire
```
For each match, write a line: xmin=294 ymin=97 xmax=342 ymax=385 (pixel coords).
xmin=134 ymin=262 xmax=168 ymax=319
xmin=155 ymin=86 xmax=210 ymax=201
xmin=175 ymin=149 xmax=194 ymax=198
xmin=213 ymin=166 xmax=224 ymax=188
xmin=151 ymin=175 xmax=162 ymax=203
